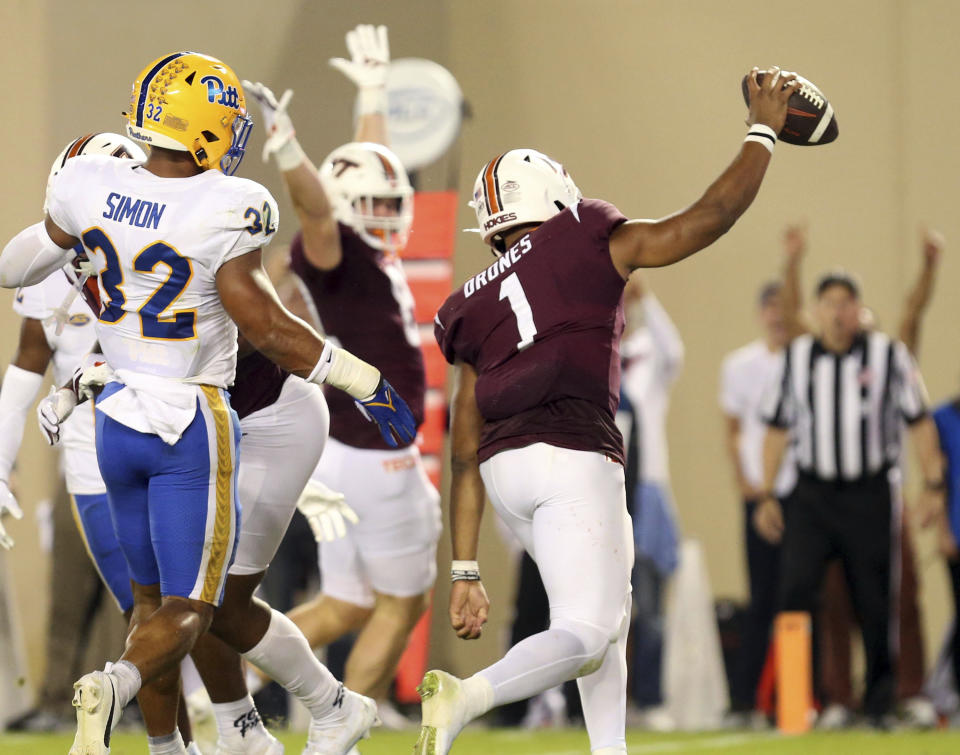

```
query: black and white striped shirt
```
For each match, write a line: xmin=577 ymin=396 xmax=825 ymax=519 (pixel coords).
xmin=761 ymin=331 xmax=928 ymax=481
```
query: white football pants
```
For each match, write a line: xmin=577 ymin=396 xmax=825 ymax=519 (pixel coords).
xmin=478 ymin=443 xmax=633 ymax=752
xmin=229 ymin=377 xmax=329 ymax=575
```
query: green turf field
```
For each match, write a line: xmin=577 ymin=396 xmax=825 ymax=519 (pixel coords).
xmin=2 ymin=728 xmax=960 ymax=754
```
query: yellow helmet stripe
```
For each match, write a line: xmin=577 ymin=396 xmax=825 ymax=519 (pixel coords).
xmin=135 ymin=52 xmax=188 ymax=127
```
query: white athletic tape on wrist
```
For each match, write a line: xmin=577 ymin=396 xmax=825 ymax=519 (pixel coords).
xmin=274 ymin=136 xmax=307 ymax=173
xmin=357 ymin=86 xmax=388 ymax=116
xmin=451 ymin=560 xmax=481 ymax=582
xmin=745 ymin=124 xmax=777 ymax=154
xmin=308 ymin=342 xmax=380 ymax=400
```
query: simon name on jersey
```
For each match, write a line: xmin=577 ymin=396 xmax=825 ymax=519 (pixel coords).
xmin=102 ymin=192 xmax=166 ymax=230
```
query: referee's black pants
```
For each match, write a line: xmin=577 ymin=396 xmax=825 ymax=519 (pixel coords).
xmin=779 ymin=470 xmax=897 ymax=718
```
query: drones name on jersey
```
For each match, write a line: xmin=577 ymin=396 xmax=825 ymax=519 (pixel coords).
xmin=470 ymin=149 xmax=582 ymax=252
xmin=125 ymin=52 xmax=252 ymax=176
xmin=319 ymin=142 xmax=414 ymax=252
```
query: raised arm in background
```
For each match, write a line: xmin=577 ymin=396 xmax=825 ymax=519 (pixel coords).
xmin=899 ymin=228 xmax=943 ymax=356
xmin=780 ymin=223 xmax=809 ymax=338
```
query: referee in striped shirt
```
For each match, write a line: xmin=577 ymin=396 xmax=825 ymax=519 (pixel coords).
xmin=753 ymin=271 xmax=945 ymax=722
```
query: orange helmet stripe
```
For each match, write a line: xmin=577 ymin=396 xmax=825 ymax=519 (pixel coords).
xmin=62 ymin=133 xmax=96 ymax=167
xmin=483 ymin=153 xmax=506 ymax=215
xmin=374 ymin=150 xmax=397 ymax=181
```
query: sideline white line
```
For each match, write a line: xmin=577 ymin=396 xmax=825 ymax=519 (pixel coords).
xmin=540 ymin=732 xmax=777 ymax=755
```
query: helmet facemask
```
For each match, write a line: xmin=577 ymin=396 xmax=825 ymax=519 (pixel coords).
xmin=217 ymin=111 xmax=253 ymax=175
xmin=319 ymin=142 xmax=415 ymax=254
xmin=349 ymin=191 xmax=413 ymax=253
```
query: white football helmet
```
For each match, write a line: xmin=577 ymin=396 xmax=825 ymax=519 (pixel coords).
xmin=470 ymin=149 xmax=581 ymax=250
xmin=318 ymin=141 xmax=413 ymax=251
xmin=45 ymin=132 xmax=146 ymax=212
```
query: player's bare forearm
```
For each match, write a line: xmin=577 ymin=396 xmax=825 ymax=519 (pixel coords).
xmin=723 ymin=415 xmax=751 ymax=498
xmin=217 ymin=251 xmax=324 ymax=376
xmin=281 ymin=161 xmax=343 ymax=271
xmin=609 ymin=142 xmax=771 ymax=275
xmin=761 ymin=426 xmax=788 ymax=494
xmin=782 ymin=246 xmax=807 ymax=338
xmin=12 ymin=318 xmax=54 ymax=374
xmin=449 ymin=363 xmax=485 ymax=561
xmin=899 ymin=266 xmax=935 ymax=354
xmin=354 ymin=112 xmax=388 ymax=145
xmin=910 ymin=415 xmax=944 ymax=483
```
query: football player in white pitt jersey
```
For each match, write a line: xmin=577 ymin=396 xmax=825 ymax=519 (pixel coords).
xmin=0 ymin=52 xmax=416 ymax=755
xmin=242 ymin=23 xmax=441 ymax=724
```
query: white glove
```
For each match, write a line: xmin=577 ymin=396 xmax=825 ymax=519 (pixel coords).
xmin=329 ymin=24 xmax=390 ymax=114
xmin=296 ymin=480 xmax=359 ymax=543
xmin=241 ymin=80 xmax=304 ymax=170
xmin=37 ymin=387 xmax=77 ymax=446
xmin=0 ymin=480 xmax=23 ymax=550
xmin=77 ymin=358 xmax=115 ymax=402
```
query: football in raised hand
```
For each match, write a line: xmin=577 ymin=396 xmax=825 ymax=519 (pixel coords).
xmin=741 ymin=71 xmax=839 ymax=146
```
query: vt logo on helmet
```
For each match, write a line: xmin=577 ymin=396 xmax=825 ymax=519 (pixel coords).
xmin=318 ymin=142 xmax=414 ymax=252
xmin=469 ymin=149 xmax=582 ymax=253
xmin=125 ymin=52 xmax=252 ymax=175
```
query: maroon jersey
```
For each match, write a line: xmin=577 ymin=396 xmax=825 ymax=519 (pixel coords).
xmin=290 ymin=223 xmax=426 ymax=449
xmin=231 ymin=349 xmax=289 ymax=420
xmin=435 ymin=199 xmax=628 ymax=464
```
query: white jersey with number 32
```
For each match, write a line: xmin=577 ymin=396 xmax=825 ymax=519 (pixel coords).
xmin=46 ymin=154 xmax=278 ymax=387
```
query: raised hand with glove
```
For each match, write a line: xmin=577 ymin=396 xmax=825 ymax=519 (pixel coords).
xmin=329 ymin=24 xmax=391 ymax=117
xmin=296 ymin=479 xmax=359 ymax=543
xmin=241 ymin=79 xmax=306 ymax=172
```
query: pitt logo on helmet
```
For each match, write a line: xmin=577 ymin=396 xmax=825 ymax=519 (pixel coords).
xmin=201 ymin=75 xmax=240 ymax=109
xmin=125 ymin=52 xmax=252 ymax=176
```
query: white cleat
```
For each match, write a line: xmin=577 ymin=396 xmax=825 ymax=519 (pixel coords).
xmin=69 ymin=671 xmax=123 ymax=755
xmin=302 ymin=685 xmax=379 ymax=754
xmin=413 ymin=671 xmax=470 ymax=755
xmin=186 ymin=744 xmax=204 ymax=755
xmin=186 ymin=687 xmax=218 ymax=754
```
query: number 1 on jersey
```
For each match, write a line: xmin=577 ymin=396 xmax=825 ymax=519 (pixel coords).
xmin=499 ymin=273 xmax=537 ymax=351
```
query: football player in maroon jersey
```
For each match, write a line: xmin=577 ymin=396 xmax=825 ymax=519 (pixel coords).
xmin=417 ymin=67 xmax=798 ymax=755
xmin=243 ymin=24 xmax=441 ymax=724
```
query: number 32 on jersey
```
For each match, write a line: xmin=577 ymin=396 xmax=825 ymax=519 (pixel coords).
xmin=82 ymin=227 xmax=196 ymax=341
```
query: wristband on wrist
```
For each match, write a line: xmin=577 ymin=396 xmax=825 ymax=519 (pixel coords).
xmin=744 ymin=124 xmax=777 ymax=154
xmin=273 ymin=136 xmax=307 ymax=173
xmin=451 ymin=560 xmax=480 ymax=582
xmin=307 ymin=342 xmax=381 ymax=400
xmin=357 ymin=86 xmax=388 ymax=116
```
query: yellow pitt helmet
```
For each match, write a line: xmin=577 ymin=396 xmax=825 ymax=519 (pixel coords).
xmin=126 ymin=52 xmax=252 ymax=175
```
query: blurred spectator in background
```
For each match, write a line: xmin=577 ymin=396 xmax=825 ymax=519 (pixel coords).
xmin=816 ymin=230 xmax=943 ymax=729
xmin=620 ymin=275 xmax=682 ymax=730
xmin=718 ymin=226 xmax=805 ymax=721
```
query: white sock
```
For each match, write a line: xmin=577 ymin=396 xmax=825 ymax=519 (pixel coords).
xmin=212 ymin=695 xmax=269 ymax=744
xmin=244 ymin=663 xmax=266 ymax=695
xmin=106 ymin=660 xmax=142 ymax=709
xmin=147 ymin=730 xmax=186 ymax=754
xmin=180 ymin=656 xmax=205 ymax=698
xmin=477 ymin=627 xmax=597 ymax=706
xmin=241 ymin=609 xmax=339 ymax=719
xmin=462 ymin=675 xmax=495 ymax=721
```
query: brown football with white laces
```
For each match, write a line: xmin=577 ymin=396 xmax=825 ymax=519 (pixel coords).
xmin=741 ymin=71 xmax=839 ymax=146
